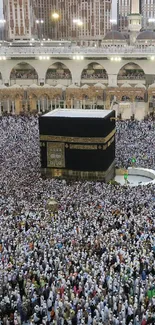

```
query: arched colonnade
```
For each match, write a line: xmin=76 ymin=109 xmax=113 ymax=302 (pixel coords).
xmin=0 ymin=59 xmax=153 ymax=88
xmin=0 ymin=83 xmax=152 ymax=116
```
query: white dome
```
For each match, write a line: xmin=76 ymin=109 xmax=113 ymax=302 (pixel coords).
xmin=43 ymin=83 xmax=53 ymax=88
xmin=104 ymin=31 xmax=126 ymax=41
xmin=68 ymin=84 xmax=79 ymax=89
xmin=29 ymin=84 xmax=40 ymax=88
xmin=121 ymin=83 xmax=132 ymax=88
xmin=81 ymin=84 xmax=89 ymax=89
xmin=149 ymin=83 xmax=155 ymax=89
xmin=135 ymin=83 xmax=146 ymax=89
xmin=55 ymin=84 xmax=64 ymax=88
xmin=94 ymin=83 xmax=106 ymax=89
xmin=0 ymin=84 xmax=7 ymax=89
xmin=10 ymin=84 xmax=21 ymax=88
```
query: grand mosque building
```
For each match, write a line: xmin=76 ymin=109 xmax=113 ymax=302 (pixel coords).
xmin=0 ymin=0 xmax=155 ymax=118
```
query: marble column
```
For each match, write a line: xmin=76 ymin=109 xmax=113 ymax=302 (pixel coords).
xmin=131 ymin=101 xmax=135 ymax=116
xmin=83 ymin=100 xmax=86 ymax=109
xmin=38 ymin=100 xmax=41 ymax=114
xmin=108 ymin=74 xmax=118 ymax=87
xmin=12 ymin=101 xmax=15 ymax=114
xmin=7 ymin=99 xmax=10 ymax=114
xmin=50 ymin=100 xmax=53 ymax=110
xmin=42 ymin=99 xmax=45 ymax=112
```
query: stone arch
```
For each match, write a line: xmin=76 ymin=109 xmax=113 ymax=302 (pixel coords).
xmin=117 ymin=62 xmax=145 ymax=83
xmin=28 ymin=92 xmax=38 ymax=99
xmin=148 ymin=93 xmax=155 ymax=113
xmin=149 ymin=94 xmax=155 ymax=101
xmin=13 ymin=93 xmax=24 ymax=114
xmin=96 ymin=94 xmax=103 ymax=100
xmin=39 ymin=93 xmax=50 ymax=100
xmin=28 ymin=93 xmax=38 ymax=112
xmin=52 ymin=94 xmax=62 ymax=100
xmin=82 ymin=93 xmax=89 ymax=100
xmin=45 ymin=62 xmax=72 ymax=86
xmin=13 ymin=92 xmax=23 ymax=99
xmin=39 ymin=94 xmax=50 ymax=112
xmin=68 ymin=93 xmax=75 ymax=100
xmin=121 ymin=94 xmax=131 ymax=102
xmin=81 ymin=62 xmax=108 ymax=83
xmin=10 ymin=62 xmax=38 ymax=85
xmin=135 ymin=95 xmax=144 ymax=102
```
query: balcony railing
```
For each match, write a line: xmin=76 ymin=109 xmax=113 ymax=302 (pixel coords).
xmin=117 ymin=75 xmax=145 ymax=80
xmin=1 ymin=45 xmax=155 ymax=58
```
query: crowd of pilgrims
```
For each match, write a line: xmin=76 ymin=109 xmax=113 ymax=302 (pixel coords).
xmin=0 ymin=115 xmax=155 ymax=325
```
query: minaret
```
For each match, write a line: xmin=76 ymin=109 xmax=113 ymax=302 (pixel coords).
xmin=128 ymin=0 xmax=142 ymax=45
xmin=131 ymin=0 xmax=140 ymax=14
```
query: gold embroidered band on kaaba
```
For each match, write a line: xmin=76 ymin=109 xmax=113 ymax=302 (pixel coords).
xmin=40 ymin=129 xmax=116 ymax=144
xmin=67 ymin=136 xmax=115 ymax=150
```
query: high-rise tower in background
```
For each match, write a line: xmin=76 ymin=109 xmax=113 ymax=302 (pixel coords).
xmin=34 ymin=0 xmax=53 ymax=39
xmin=117 ymin=0 xmax=131 ymax=32
xmin=3 ymin=0 xmax=37 ymax=40
xmin=34 ymin=0 xmax=112 ymax=43
xmin=141 ymin=0 xmax=155 ymax=30
xmin=3 ymin=0 xmax=112 ymax=42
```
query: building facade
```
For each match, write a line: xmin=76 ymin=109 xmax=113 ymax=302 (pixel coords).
xmin=34 ymin=0 xmax=54 ymax=39
xmin=3 ymin=0 xmax=37 ymax=40
xmin=117 ymin=0 xmax=131 ymax=32
xmin=34 ymin=0 xmax=112 ymax=42
xmin=0 ymin=43 xmax=154 ymax=118
xmin=78 ymin=0 xmax=112 ymax=43
xmin=141 ymin=0 xmax=155 ymax=30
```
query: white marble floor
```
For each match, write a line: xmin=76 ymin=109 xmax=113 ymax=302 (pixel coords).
xmin=115 ymin=175 xmax=152 ymax=186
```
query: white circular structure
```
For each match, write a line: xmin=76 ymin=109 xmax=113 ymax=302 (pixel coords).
xmin=115 ymin=167 xmax=155 ymax=186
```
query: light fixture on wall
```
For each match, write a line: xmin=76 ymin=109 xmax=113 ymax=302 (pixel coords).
xmin=110 ymin=57 xmax=121 ymax=62
xmin=73 ymin=55 xmax=84 ymax=60
xmin=39 ymin=56 xmax=50 ymax=60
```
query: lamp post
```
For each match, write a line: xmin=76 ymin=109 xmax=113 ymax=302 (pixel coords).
xmin=36 ymin=19 xmax=44 ymax=40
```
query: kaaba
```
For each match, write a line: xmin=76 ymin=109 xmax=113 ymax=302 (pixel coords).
xmin=39 ymin=109 xmax=115 ymax=182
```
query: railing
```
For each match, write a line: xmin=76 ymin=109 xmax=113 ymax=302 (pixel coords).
xmin=81 ymin=75 xmax=108 ymax=79
xmin=117 ymin=75 xmax=145 ymax=80
xmin=1 ymin=45 xmax=155 ymax=57
xmin=46 ymin=75 xmax=71 ymax=79
xmin=10 ymin=76 xmax=38 ymax=80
